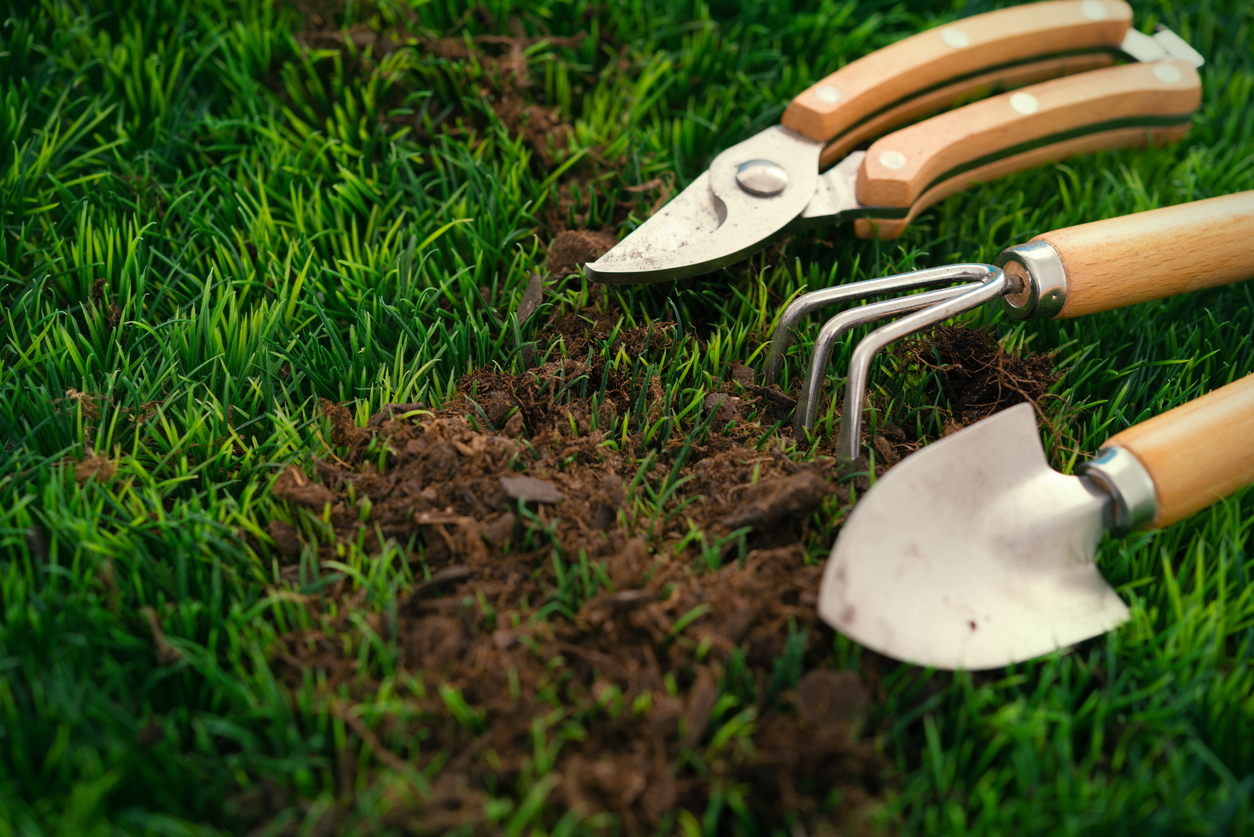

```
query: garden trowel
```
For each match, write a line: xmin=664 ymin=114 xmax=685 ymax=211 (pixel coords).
xmin=819 ymin=375 xmax=1254 ymax=670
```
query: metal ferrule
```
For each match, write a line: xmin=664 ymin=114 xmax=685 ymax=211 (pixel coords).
xmin=994 ymin=240 xmax=1069 ymax=321
xmin=1077 ymin=446 xmax=1158 ymax=535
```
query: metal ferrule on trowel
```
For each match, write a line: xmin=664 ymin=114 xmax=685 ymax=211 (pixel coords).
xmin=763 ymin=192 xmax=1254 ymax=463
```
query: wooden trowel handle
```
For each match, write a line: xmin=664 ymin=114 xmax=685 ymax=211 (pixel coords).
xmin=1038 ymin=192 xmax=1254 ymax=318
xmin=1108 ymin=375 xmax=1254 ymax=528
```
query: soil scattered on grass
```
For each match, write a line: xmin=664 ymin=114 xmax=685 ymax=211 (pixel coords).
xmin=73 ymin=447 xmax=115 ymax=486
xmin=899 ymin=325 xmax=1059 ymax=431
xmin=819 ymin=325 xmax=1060 ymax=469
xmin=261 ymin=314 xmax=887 ymax=833
xmin=547 ymin=229 xmax=618 ymax=275
xmin=407 ymin=19 xmax=641 ymax=238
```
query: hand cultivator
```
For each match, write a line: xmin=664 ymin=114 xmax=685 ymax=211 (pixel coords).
xmin=766 ymin=192 xmax=1254 ymax=461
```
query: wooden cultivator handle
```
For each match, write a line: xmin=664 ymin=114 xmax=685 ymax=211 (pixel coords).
xmin=783 ymin=0 xmax=1132 ymax=146
xmin=1034 ymin=191 xmax=1254 ymax=317
xmin=1108 ymin=375 xmax=1254 ymax=528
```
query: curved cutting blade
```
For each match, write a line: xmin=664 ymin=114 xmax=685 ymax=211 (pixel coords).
xmin=585 ymin=126 xmax=824 ymax=284
xmin=819 ymin=404 xmax=1129 ymax=671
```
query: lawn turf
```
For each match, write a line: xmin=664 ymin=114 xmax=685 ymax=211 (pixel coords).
xmin=2 ymin=0 xmax=1254 ymax=834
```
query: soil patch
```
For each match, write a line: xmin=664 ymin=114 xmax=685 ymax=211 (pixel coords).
xmin=898 ymin=325 xmax=1060 ymax=431
xmin=547 ymin=229 xmax=618 ymax=275
xmin=262 ymin=314 xmax=887 ymax=832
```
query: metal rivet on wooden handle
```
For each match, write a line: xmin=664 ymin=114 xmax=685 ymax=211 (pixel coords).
xmin=816 ymin=53 xmax=1116 ymax=170
xmin=1107 ymin=375 xmax=1254 ymax=528
xmin=783 ymin=0 xmax=1132 ymax=144
xmin=854 ymin=60 xmax=1201 ymax=211
xmin=852 ymin=124 xmax=1190 ymax=240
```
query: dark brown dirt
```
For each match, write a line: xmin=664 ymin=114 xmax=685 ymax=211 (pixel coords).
xmin=73 ymin=447 xmax=116 ymax=486
xmin=547 ymin=229 xmax=618 ymax=275
xmin=405 ymin=19 xmax=637 ymax=240
xmin=898 ymin=325 xmax=1060 ymax=432
xmin=262 ymin=314 xmax=888 ymax=832
xmin=814 ymin=325 xmax=1060 ymax=470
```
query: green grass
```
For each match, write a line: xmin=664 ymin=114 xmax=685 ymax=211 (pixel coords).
xmin=2 ymin=0 xmax=1254 ymax=834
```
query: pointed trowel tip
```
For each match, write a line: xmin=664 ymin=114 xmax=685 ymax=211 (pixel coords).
xmin=819 ymin=404 xmax=1129 ymax=671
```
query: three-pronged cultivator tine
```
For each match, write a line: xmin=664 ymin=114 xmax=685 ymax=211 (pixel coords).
xmin=762 ymin=264 xmax=1010 ymax=462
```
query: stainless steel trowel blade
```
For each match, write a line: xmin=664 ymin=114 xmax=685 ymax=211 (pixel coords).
xmin=819 ymin=403 xmax=1131 ymax=670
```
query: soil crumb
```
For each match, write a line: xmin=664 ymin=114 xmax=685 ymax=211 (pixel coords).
xmin=899 ymin=325 xmax=1060 ymax=430
xmin=547 ymin=229 xmax=617 ymax=275
xmin=263 ymin=311 xmax=884 ymax=832
xmin=73 ymin=448 xmax=116 ymax=485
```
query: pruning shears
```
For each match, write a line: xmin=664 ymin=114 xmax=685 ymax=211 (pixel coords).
xmin=584 ymin=0 xmax=1204 ymax=285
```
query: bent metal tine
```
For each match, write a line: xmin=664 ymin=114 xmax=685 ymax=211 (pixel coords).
xmin=833 ymin=270 xmax=1012 ymax=464
xmin=795 ymin=283 xmax=982 ymax=436
xmin=764 ymin=263 xmax=1004 ymax=386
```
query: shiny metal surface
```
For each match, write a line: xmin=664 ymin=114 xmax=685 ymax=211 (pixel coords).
xmin=584 ymin=126 xmax=823 ymax=284
xmin=1077 ymin=445 xmax=1158 ymax=534
xmin=996 ymin=241 xmax=1068 ymax=320
xmin=736 ymin=159 xmax=789 ymax=196
xmin=1152 ymin=26 xmax=1205 ymax=68
xmin=833 ymin=271 xmax=1010 ymax=463
xmin=1119 ymin=29 xmax=1169 ymax=63
xmin=819 ymin=403 xmax=1128 ymax=671
xmin=796 ymin=152 xmax=868 ymax=225
xmin=794 ymin=284 xmax=980 ymax=437
xmin=586 ymin=25 xmax=1203 ymax=284
xmin=763 ymin=262 xmax=999 ymax=386
xmin=1119 ymin=26 xmax=1205 ymax=68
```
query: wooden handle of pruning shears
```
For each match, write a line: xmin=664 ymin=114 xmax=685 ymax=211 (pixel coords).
xmin=850 ymin=60 xmax=1201 ymax=239
xmin=784 ymin=0 xmax=1132 ymax=149
xmin=1107 ymin=374 xmax=1254 ymax=528
xmin=816 ymin=53 xmax=1115 ymax=170
xmin=1035 ymin=191 xmax=1254 ymax=318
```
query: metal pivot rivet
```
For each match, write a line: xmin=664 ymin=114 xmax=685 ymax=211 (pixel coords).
xmin=815 ymin=84 xmax=842 ymax=105
xmin=878 ymin=150 xmax=907 ymax=170
xmin=735 ymin=159 xmax=790 ymax=196
xmin=1153 ymin=62 xmax=1183 ymax=83
xmin=1080 ymin=0 xmax=1108 ymax=20
xmin=940 ymin=27 xmax=970 ymax=48
xmin=1009 ymin=92 xmax=1039 ymax=115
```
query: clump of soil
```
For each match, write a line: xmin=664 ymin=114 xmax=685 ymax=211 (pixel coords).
xmin=547 ymin=229 xmax=617 ymax=275
xmin=73 ymin=447 xmax=116 ymax=486
xmin=262 ymin=314 xmax=885 ymax=832
xmin=899 ymin=325 xmax=1060 ymax=429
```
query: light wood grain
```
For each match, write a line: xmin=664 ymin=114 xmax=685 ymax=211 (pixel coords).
xmin=854 ymin=61 xmax=1200 ymax=212
xmin=818 ymin=53 xmax=1115 ymax=170
xmin=1108 ymin=375 xmax=1254 ymax=528
xmin=783 ymin=0 xmax=1132 ymax=142
xmin=1034 ymin=192 xmax=1254 ymax=317
xmin=851 ymin=124 xmax=1191 ymax=240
